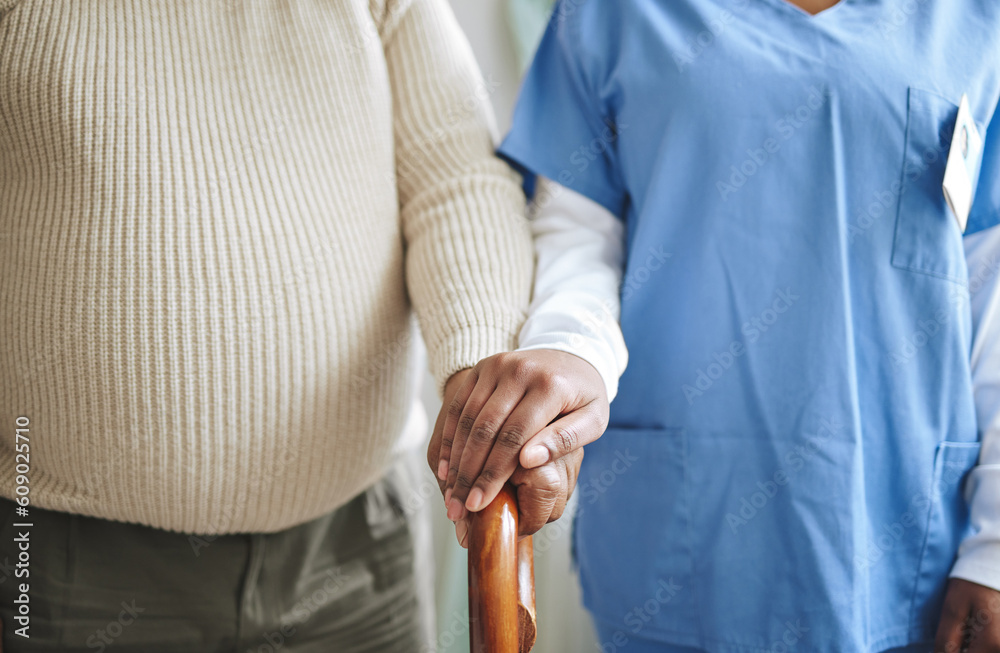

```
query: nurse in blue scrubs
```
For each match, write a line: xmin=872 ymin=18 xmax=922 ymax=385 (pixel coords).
xmin=495 ymin=0 xmax=1000 ymax=651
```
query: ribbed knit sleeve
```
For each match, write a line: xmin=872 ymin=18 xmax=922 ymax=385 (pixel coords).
xmin=384 ymin=0 xmax=534 ymax=389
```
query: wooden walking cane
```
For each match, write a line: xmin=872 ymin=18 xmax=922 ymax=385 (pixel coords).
xmin=467 ymin=484 xmax=536 ymax=653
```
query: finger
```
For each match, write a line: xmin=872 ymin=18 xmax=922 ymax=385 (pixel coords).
xmin=934 ymin=619 xmax=968 ymax=653
xmin=511 ymin=463 xmax=562 ymax=537
xmin=450 ymin=385 xmax=527 ymax=511
xmin=437 ymin=371 xmax=478 ymax=481
xmin=965 ymin=603 xmax=1000 ymax=653
xmin=936 ymin=584 xmax=972 ymax=653
xmin=445 ymin=376 xmax=496 ymax=520
xmin=427 ymin=389 xmax=451 ymax=479
xmin=427 ymin=401 xmax=455 ymax=517
xmin=547 ymin=456 xmax=572 ymax=523
xmin=564 ymin=446 xmax=584 ymax=491
xmin=967 ymin=630 xmax=1000 ymax=652
xmin=445 ymin=376 xmax=495 ymax=493
xmin=553 ymin=448 xmax=584 ymax=517
xmin=462 ymin=388 xmax=563 ymax=512
xmin=455 ymin=518 xmax=470 ymax=549
xmin=519 ymin=402 xmax=604 ymax=468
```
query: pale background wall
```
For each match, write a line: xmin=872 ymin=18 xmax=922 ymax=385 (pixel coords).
xmin=422 ymin=2 xmax=601 ymax=652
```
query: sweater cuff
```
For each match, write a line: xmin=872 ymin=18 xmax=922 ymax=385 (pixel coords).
xmin=428 ymin=323 xmax=520 ymax=395
xmin=950 ymin=543 xmax=1000 ymax=592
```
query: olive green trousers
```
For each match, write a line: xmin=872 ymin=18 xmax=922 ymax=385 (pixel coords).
xmin=0 ymin=453 xmax=435 ymax=653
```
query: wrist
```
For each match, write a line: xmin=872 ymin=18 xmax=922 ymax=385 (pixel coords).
xmin=516 ymin=344 xmax=615 ymax=402
xmin=444 ymin=367 xmax=472 ymax=400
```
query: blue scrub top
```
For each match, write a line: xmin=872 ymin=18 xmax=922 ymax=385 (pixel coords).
xmin=499 ymin=1 xmax=1000 ymax=652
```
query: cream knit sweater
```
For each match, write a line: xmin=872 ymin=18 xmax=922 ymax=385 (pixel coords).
xmin=0 ymin=0 xmax=532 ymax=534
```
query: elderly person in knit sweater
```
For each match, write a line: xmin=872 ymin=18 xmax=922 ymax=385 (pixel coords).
xmin=0 ymin=0 xmax=620 ymax=650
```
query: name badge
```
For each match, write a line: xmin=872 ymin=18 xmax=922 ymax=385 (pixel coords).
xmin=942 ymin=94 xmax=984 ymax=233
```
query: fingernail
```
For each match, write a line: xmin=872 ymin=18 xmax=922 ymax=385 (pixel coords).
xmin=444 ymin=488 xmax=452 ymax=508
xmin=447 ymin=498 xmax=464 ymax=522
xmin=466 ymin=488 xmax=484 ymax=512
xmin=437 ymin=459 xmax=448 ymax=480
xmin=524 ymin=445 xmax=549 ymax=467
xmin=456 ymin=521 xmax=469 ymax=548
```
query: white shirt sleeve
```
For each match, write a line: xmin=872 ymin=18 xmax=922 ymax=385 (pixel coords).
xmin=950 ymin=224 xmax=1000 ymax=590
xmin=516 ymin=177 xmax=629 ymax=401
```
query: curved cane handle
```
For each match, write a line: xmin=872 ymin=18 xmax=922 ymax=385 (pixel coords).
xmin=468 ymin=484 xmax=536 ymax=653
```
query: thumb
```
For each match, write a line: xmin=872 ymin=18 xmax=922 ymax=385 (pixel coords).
xmin=511 ymin=464 xmax=561 ymax=537
xmin=519 ymin=404 xmax=604 ymax=468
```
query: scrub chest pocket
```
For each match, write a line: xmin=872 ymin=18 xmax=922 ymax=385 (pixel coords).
xmin=891 ymin=88 xmax=973 ymax=283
